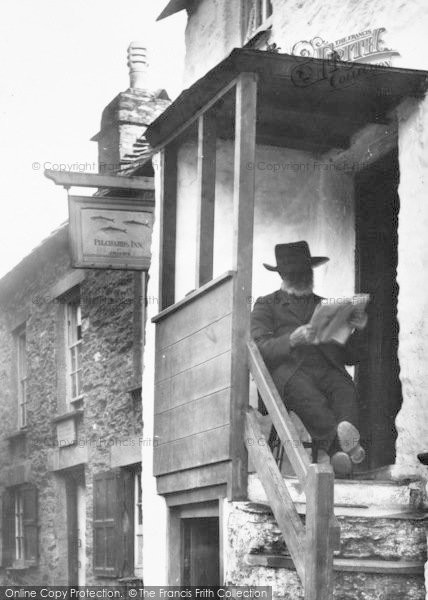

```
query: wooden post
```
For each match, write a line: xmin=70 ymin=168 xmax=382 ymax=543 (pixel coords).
xmin=158 ymin=144 xmax=178 ymax=310
xmin=229 ymin=72 xmax=258 ymax=500
xmin=304 ymin=464 xmax=335 ymax=600
xmin=195 ymin=112 xmax=217 ymax=288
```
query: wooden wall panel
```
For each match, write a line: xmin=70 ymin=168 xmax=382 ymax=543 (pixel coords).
xmin=155 ymin=351 xmax=231 ymax=414
xmin=155 ymin=388 xmax=230 ymax=445
xmin=155 ymin=315 xmax=232 ymax=383
xmin=153 ymin=273 xmax=234 ymax=490
xmin=153 ymin=426 xmax=230 ymax=476
xmin=156 ymin=276 xmax=233 ymax=350
xmin=157 ymin=463 xmax=229 ymax=495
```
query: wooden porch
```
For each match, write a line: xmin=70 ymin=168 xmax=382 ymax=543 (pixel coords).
xmin=145 ymin=49 xmax=428 ymax=597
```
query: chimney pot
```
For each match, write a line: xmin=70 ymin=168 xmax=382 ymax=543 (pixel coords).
xmin=128 ymin=41 xmax=148 ymax=90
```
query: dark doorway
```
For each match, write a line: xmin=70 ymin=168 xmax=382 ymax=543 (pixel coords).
xmin=355 ymin=149 xmax=402 ymax=470
xmin=182 ymin=517 xmax=220 ymax=586
xmin=65 ymin=468 xmax=86 ymax=585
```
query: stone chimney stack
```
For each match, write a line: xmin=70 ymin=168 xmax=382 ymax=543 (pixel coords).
xmin=127 ymin=42 xmax=149 ymax=90
xmin=92 ymin=43 xmax=170 ymax=174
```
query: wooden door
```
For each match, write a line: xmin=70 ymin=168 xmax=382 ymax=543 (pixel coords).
xmin=182 ymin=518 xmax=220 ymax=586
xmin=355 ymin=149 xmax=402 ymax=470
xmin=66 ymin=468 xmax=85 ymax=585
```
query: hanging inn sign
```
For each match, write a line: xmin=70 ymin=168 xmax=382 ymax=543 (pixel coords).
xmin=45 ymin=170 xmax=154 ymax=271
xmin=68 ymin=195 xmax=153 ymax=270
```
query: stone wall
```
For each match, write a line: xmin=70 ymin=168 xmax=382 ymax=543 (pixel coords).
xmin=0 ymin=227 xmax=142 ymax=585
xmin=223 ymin=500 xmax=426 ymax=599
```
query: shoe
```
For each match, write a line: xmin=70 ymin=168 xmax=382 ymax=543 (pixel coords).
xmin=331 ymin=451 xmax=352 ymax=477
xmin=349 ymin=445 xmax=366 ymax=464
xmin=337 ymin=421 xmax=366 ymax=464
xmin=317 ymin=450 xmax=331 ymax=465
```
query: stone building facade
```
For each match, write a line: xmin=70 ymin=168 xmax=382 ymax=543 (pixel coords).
xmin=0 ymin=43 xmax=166 ymax=587
xmin=0 ymin=224 xmax=144 ymax=585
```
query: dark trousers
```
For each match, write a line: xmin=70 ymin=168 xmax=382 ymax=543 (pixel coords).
xmin=282 ymin=359 xmax=359 ymax=453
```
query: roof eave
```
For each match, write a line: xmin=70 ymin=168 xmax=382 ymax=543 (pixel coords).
xmin=157 ymin=0 xmax=191 ymax=21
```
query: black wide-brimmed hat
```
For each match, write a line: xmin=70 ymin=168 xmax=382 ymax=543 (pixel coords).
xmin=263 ymin=241 xmax=329 ymax=274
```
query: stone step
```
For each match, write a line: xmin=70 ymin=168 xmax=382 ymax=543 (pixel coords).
xmin=246 ymin=554 xmax=425 ymax=575
xmin=229 ymin=501 xmax=427 ymax=563
xmin=224 ymin=499 xmax=427 ymax=600
xmin=248 ymin=473 xmax=428 ymax=516
xmin=242 ymin=554 xmax=425 ymax=600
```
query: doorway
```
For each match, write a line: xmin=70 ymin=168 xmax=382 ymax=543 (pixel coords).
xmin=65 ymin=468 xmax=86 ymax=585
xmin=355 ymin=149 xmax=402 ymax=470
xmin=168 ymin=502 xmax=221 ymax=586
xmin=182 ymin=517 xmax=220 ymax=586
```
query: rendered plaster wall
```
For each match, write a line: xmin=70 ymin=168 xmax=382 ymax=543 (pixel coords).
xmin=141 ymin=153 xmax=169 ymax=586
xmin=178 ymin=0 xmax=428 ymax=479
xmin=182 ymin=0 xmax=428 ymax=87
xmin=394 ymin=96 xmax=428 ymax=481
xmin=183 ymin=0 xmax=243 ymax=86
xmin=175 ymin=139 xmax=355 ymax=303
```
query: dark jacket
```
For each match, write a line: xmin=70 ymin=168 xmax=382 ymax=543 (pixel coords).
xmin=250 ymin=289 xmax=365 ymax=392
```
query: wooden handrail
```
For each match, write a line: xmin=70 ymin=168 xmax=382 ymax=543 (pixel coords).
xmin=247 ymin=338 xmax=310 ymax=486
xmin=246 ymin=338 xmax=339 ymax=599
xmin=245 ymin=408 xmax=306 ymax=582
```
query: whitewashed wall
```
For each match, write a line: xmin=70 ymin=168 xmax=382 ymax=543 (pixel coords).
xmin=178 ymin=0 xmax=428 ymax=478
xmin=141 ymin=153 xmax=168 ymax=585
xmin=176 ymin=139 xmax=355 ymax=302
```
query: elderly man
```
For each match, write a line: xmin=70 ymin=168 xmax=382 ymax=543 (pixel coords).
xmin=251 ymin=241 xmax=367 ymax=476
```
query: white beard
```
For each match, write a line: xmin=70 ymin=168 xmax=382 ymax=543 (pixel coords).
xmin=281 ymin=280 xmax=313 ymax=297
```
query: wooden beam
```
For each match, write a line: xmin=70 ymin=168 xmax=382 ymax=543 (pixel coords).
xmin=195 ymin=113 xmax=217 ymax=287
xmin=229 ymin=72 xmax=258 ymax=500
xmin=158 ymin=145 xmax=178 ymax=310
xmin=245 ymin=409 xmax=306 ymax=583
xmin=304 ymin=464 xmax=335 ymax=600
xmin=149 ymin=77 xmax=238 ymax=154
xmin=247 ymin=339 xmax=310 ymax=486
xmin=44 ymin=169 xmax=154 ymax=191
xmin=323 ymin=122 xmax=398 ymax=172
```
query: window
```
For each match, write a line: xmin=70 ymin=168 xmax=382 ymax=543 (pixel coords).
xmin=93 ymin=467 xmax=142 ymax=579
xmin=134 ymin=470 xmax=143 ymax=577
xmin=1 ymin=485 xmax=38 ymax=567
xmin=16 ymin=328 xmax=27 ymax=428
xmin=244 ymin=0 xmax=273 ymax=42
xmin=66 ymin=299 xmax=83 ymax=404
xmin=14 ymin=490 xmax=24 ymax=561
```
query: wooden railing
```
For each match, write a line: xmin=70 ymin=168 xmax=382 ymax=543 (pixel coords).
xmin=245 ymin=339 xmax=340 ymax=600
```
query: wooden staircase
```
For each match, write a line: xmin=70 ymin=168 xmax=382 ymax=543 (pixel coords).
xmin=244 ymin=339 xmax=427 ymax=600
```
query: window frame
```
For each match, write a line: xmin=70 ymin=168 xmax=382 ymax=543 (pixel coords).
xmin=243 ymin=0 xmax=273 ymax=44
xmin=1 ymin=484 xmax=39 ymax=568
xmin=65 ymin=294 xmax=83 ymax=407
xmin=16 ymin=327 xmax=28 ymax=429
xmin=134 ymin=468 xmax=143 ymax=577
xmin=14 ymin=489 xmax=24 ymax=562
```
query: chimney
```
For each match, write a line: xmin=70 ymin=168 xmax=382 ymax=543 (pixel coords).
xmin=128 ymin=42 xmax=148 ymax=90
xmin=91 ymin=43 xmax=170 ymax=174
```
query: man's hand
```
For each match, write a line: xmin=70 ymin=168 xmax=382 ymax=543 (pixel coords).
xmin=349 ymin=307 xmax=368 ymax=330
xmin=290 ymin=324 xmax=316 ymax=347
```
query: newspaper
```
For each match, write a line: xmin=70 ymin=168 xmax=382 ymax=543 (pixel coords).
xmin=310 ymin=294 xmax=370 ymax=345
